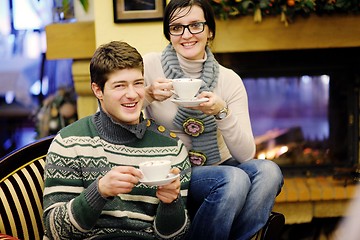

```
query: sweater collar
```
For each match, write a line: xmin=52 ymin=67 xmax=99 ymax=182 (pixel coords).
xmin=92 ymin=106 xmax=147 ymax=144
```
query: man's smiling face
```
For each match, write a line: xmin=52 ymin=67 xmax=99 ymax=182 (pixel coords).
xmin=92 ymin=68 xmax=145 ymax=125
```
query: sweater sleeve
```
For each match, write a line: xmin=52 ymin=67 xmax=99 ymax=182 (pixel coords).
xmin=215 ymin=66 xmax=256 ymax=162
xmin=42 ymin=136 xmax=110 ymax=240
xmin=154 ymin=196 xmax=190 ymax=239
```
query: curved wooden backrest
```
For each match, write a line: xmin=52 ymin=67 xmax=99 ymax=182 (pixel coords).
xmin=0 ymin=135 xmax=54 ymax=240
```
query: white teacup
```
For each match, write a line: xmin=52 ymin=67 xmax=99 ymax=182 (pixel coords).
xmin=172 ymin=78 xmax=202 ymax=100
xmin=139 ymin=160 xmax=171 ymax=181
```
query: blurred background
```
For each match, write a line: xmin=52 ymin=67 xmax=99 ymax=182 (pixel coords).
xmin=0 ymin=0 xmax=76 ymax=156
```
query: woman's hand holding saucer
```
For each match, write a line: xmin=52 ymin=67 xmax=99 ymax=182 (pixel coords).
xmin=190 ymin=91 xmax=226 ymax=116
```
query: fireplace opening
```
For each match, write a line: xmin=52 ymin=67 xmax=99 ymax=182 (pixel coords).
xmin=215 ymin=47 xmax=360 ymax=177
xmin=244 ymin=76 xmax=329 ymax=166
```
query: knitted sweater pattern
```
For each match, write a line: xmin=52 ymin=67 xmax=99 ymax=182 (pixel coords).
xmin=43 ymin=111 xmax=191 ymax=240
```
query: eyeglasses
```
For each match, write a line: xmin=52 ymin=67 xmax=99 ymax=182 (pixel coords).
xmin=169 ymin=22 xmax=207 ymax=36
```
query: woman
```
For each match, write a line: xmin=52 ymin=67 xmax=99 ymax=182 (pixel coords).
xmin=143 ymin=0 xmax=284 ymax=239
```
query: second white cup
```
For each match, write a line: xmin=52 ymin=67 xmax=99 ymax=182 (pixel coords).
xmin=172 ymin=78 xmax=202 ymax=100
xmin=139 ymin=160 xmax=171 ymax=181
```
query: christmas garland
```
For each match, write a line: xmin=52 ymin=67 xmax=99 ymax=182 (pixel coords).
xmin=210 ymin=0 xmax=360 ymax=25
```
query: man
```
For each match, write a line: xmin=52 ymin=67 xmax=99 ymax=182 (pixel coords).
xmin=43 ymin=41 xmax=191 ymax=240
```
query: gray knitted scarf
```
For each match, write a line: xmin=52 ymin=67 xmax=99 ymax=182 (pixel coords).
xmin=161 ymin=44 xmax=220 ymax=165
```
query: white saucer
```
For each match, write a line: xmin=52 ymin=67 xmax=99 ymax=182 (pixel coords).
xmin=170 ymin=98 xmax=209 ymax=107
xmin=139 ymin=173 xmax=180 ymax=186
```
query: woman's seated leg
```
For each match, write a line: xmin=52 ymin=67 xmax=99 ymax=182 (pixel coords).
xmin=186 ymin=165 xmax=251 ymax=240
xmin=229 ymin=159 xmax=284 ymax=239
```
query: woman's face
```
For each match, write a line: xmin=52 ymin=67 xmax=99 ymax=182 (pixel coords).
xmin=169 ymin=5 xmax=211 ymax=60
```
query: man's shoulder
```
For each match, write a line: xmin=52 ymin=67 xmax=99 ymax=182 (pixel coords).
xmin=145 ymin=118 xmax=179 ymax=142
xmin=58 ymin=116 xmax=96 ymax=138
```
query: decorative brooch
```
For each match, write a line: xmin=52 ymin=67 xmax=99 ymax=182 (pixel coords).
xmin=182 ymin=117 xmax=204 ymax=137
xmin=189 ymin=150 xmax=207 ymax=166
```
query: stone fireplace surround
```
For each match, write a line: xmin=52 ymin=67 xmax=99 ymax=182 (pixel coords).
xmin=216 ymin=47 xmax=360 ymax=225
xmin=215 ymin=47 xmax=360 ymax=176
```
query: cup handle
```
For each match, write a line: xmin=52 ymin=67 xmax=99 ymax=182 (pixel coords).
xmin=170 ymin=90 xmax=178 ymax=97
xmin=138 ymin=169 xmax=144 ymax=179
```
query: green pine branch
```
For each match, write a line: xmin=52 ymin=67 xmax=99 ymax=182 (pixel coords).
xmin=210 ymin=0 xmax=360 ymax=24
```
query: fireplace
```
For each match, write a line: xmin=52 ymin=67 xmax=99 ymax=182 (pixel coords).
xmin=215 ymin=47 xmax=360 ymax=177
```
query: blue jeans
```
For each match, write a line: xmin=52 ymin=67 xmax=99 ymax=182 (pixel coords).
xmin=186 ymin=159 xmax=284 ymax=240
